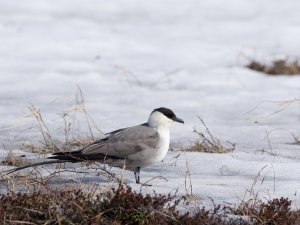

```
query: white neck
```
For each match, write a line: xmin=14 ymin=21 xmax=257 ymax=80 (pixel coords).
xmin=148 ymin=111 xmax=173 ymax=129
xmin=154 ymin=124 xmax=171 ymax=163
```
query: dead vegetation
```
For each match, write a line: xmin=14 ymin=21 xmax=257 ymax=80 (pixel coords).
xmin=246 ymin=59 xmax=300 ymax=75
xmin=187 ymin=116 xmax=235 ymax=153
xmin=228 ymin=197 xmax=299 ymax=225
xmin=1 ymin=151 xmax=31 ymax=167
xmin=0 ymin=184 xmax=300 ymax=225
xmin=21 ymin=86 xmax=102 ymax=154
xmin=0 ymin=185 xmax=222 ymax=225
xmin=0 ymin=86 xmax=121 ymax=184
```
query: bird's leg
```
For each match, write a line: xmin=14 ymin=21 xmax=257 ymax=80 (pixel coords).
xmin=134 ymin=167 xmax=152 ymax=186
xmin=134 ymin=167 xmax=140 ymax=184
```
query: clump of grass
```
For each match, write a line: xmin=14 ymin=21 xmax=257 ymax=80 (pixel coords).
xmin=0 ymin=185 xmax=226 ymax=225
xmin=1 ymin=184 xmax=300 ymax=225
xmin=230 ymin=197 xmax=298 ymax=225
xmin=27 ymin=104 xmax=60 ymax=153
xmin=1 ymin=151 xmax=31 ymax=167
xmin=247 ymin=59 xmax=300 ymax=75
xmin=21 ymin=86 xmax=103 ymax=154
xmin=1 ymin=87 xmax=120 ymax=184
xmin=225 ymin=165 xmax=298 ymax=225
xmin=187 ymin=117 xmax=235 ymax=153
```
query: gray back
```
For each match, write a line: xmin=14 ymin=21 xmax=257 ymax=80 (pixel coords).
xmin=81 ymin=123 xmax=159 ymax=158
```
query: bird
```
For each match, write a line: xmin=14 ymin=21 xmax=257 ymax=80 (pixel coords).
xmin=5 ymin=107 xmax=184 ymax=184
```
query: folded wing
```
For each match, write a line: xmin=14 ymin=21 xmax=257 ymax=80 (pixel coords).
xmin=49 ymin=123 xmax=159 ymax=162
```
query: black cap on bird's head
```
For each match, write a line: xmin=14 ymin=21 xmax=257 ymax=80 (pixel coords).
xmin=152 ymin=107 xmax=184 ymax=124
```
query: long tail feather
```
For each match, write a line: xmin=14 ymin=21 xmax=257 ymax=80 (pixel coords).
xmin=4 ymin=159 xmax=70 ymax=174
xmin=4 ymin=148 xmax=123 ymax=175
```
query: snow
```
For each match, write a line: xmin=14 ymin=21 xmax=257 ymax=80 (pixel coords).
xmin=1 ymin=0 xmax=300 ymax=209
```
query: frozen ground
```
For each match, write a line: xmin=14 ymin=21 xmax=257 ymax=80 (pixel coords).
xmin=1 ymin=0 xmax=300 ymax=208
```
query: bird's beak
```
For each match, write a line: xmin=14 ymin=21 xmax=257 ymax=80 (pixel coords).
xmin=175 ymin=117 xmax=184 ymax=124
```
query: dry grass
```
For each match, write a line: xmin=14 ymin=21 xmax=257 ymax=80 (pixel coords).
xmin=28 ymin=104 xmax=60 ymax=153
xmin=0 ymin=184 xmax=225 ymax=225
xmin=0 ymin=183 xmax=300 ymax=225
xmin=0 ymin=86 xmax=122 ymax=186
xmin=20 ymin=86 xmax=102 ymax=154
xmin=187 ymin=116 xmax=235 ymax=153
xmin=229 ymin=197 xmax=299 ymax=225
xmin=1 ymin=151 xmax=31 ymax=167
xmin=224 ymin=164 xmax=296 ymax=225
xmin=247 ymin=59 xmax=300 ymax=75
